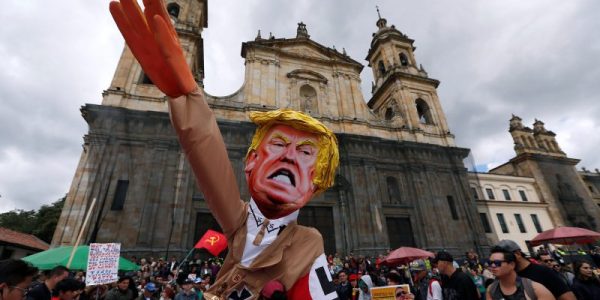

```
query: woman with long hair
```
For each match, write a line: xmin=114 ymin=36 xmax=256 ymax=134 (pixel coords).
xmin=571 ymin=260 xmax=600 ymax=300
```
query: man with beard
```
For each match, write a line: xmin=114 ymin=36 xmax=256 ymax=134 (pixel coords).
xmin=109 ymin=1 xmax=340 ymax=298
xmin=433 ymin=251 xmax=479 ymax=300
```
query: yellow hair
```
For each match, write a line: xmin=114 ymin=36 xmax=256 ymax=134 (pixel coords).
xmin=246 ymin=109 xmax=339 ymax=194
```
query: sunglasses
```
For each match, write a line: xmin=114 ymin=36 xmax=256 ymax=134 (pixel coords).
xmin=489 ymin=260 xmax=506 ymax=267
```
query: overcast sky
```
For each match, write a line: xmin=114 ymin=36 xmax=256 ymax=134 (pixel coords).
xmin=1 ymin=0 xmax=599 ymax=213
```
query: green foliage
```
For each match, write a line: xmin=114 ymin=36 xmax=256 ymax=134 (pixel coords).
xmin=0 ymin=197 xmax=65 ymax=243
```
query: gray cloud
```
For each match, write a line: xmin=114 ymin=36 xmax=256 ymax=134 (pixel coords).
xmin=1 ymin=0 xmax=598 ymax=212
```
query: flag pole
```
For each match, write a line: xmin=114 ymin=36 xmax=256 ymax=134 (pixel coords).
xmin=174 ymin=248 xmax=195 ymax=275
xmin=67 ymin=197 xmax=97 ymax=269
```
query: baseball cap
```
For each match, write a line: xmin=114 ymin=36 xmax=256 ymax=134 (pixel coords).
xmin=433 ymin=251 xmax=453 ymax=263
xmin=349 ymin=274 xmax=358 ymax=281
xmin=181 ymin=278 xmax=194 ymax=285
xmin=410 ymin=259 xmax=427 ymax=271
xmin=193 ymin=278 xmax=202 ymax=284
xmin=144 ymin=283 xmax=157 ymax=292
xmin=260 ymin=280 xmax=285 ymax=298
xmin=495 ymin=240 xmax=521 ymax=252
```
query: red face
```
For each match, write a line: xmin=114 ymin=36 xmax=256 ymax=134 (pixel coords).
xmin=245 ymin=124 xmax=319 ymax=219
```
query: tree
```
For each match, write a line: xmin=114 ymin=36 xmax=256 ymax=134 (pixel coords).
xmin=0 ymin=196 xmax=65 ymax=243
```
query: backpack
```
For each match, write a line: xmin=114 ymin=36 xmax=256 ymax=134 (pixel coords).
xmin=488 ymin=276 xmax=536 ymax=300
xmin=428 ymin=278 xmax=440 ymax=297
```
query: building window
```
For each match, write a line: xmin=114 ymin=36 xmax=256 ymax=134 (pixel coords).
xmin=471 ymin=187 xmax=479 ymax=200
xmin=399 ymin=53 xmax=409 ymax=66
xmin=415 ymin=99 xmax=433 ymax=124
xmin=140 ymin=72 xmax=153 ymax=85
xmin=519 ymin=190 xmax=528 ymax=202
xmin=167 ymin=3 xmax=180 ymax=18
xmin=299 ymin=84 xmax=317 ymax=112
xmin=447 ymin=196 xmax=459 ymax=220
xmin=589 ymin=185 xmax=595 ymax=193
xmin=486 ymin=188 xmax=495 ymax=200
xmin=386 ymin=176 xmax=401 ymax=204
xmin=385 ymin=107 xmax=394 ymax=120
xmin=515 ymin=214 xmax=526 ymax=233
xmin=479 ymin=213 xmax=492 ymax=233
xmin=497 ymin=213 xmax=509 ymax=233
xmin=378 ymin=60 xmax=386 ymax=76
xmin=531 ymin=214 xmax=543 ymax=233
xmin=111 ymin=180 xmax=129 ymax=211
xmin=502 ymin=189 xmax=511 ymax=200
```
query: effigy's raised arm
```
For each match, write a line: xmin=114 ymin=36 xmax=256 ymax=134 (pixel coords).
xmin=109 ymin=0 xmax=245 ymax=234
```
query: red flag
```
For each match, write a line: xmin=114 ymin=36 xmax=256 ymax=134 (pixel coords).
xmin=194 ymin=229 xmax=227 ymax=256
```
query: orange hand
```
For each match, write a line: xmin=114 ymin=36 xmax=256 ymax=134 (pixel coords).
xmin=109 ymin=0 xmax=196 ymax=97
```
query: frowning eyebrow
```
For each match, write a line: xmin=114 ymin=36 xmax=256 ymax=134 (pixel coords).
xmin=297 ymin=140 xmax=317 ymax=148
xmin=270 ymin=133 xmax=290 ymax=144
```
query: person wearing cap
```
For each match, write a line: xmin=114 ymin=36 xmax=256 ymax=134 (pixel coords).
xmin=485 ymin=246 xmax=554 ymax=300
xmin=136 ymin=283 xmax=158 ymax=300
xmin=433 ymin=251 xmax=479 ymax=300
xmin=348 ymin=274 xmax=360 ymax=300
xmin=174 ymin=279 xmax=198 ymax=300
xmin=191 ymin=278 xmax=204 ymax=300
xmin=495 ymin=239 xmax=576 ymax=300
xmin=408 ymin=260 xmax=441 ymax=300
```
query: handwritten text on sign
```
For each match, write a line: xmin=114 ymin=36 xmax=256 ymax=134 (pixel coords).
xmin=86 ymin=243 xmax=120 ymax=286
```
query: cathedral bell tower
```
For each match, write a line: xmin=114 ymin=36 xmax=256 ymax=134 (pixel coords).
xmin=102 ymin=0 xmax=207 ymax=112
xmin=509 ymin=115 xmax=565 ymax=157
xmin=366 ymin=9 xmax=454 ymax=147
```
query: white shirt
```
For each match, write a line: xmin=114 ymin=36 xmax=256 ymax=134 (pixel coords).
xmin=240 ymin=199 xmax=298 ymax=267
xmin=427 ymin=280 xmax=442 ymax=300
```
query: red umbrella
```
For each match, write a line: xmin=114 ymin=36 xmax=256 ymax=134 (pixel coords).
xmin=382 ymin=247 xmax=434 ymax=266
xmin=529 ymin=226 xmax=600 ymax=246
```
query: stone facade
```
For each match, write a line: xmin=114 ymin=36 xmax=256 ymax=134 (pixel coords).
xmin=52 ymin=2 xmax=489 ymax=257
xmin=490 ymin=116 xmax=600 ymax=231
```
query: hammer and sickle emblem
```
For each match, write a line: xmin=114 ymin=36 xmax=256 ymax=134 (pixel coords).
xmin=206 ymin=235 xmax=219 ymax=246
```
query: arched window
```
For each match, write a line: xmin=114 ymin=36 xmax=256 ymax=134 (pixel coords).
xmin=386 ymin=176 xmax=401 ymax=204
xmin=385 ymin=107 xmax=394 ymax=120
xmin=378 ymin=60 xmax=386 ymax=76
xmin=167 ymin=3 xmax=180 ymax=18
xmin=415 ymin=98 xmax=433 ymax=124
xmin=399 ymin=53 xmax=409 ymax=66
xmin=299 ymin=84 xmax=317 ymax=112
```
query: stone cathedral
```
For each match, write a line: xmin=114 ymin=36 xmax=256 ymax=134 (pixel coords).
xmin=52 ymin=1 xmax=490 ymax=257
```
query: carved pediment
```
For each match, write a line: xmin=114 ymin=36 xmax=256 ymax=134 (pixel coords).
xmin=280 ymin=44 xmax=331 ymax=61
xmin=287 ymin=69 xmax=328 ymax=84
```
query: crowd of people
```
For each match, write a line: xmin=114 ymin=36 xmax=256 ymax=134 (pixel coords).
xmin=2 ymin=240 xmax=600 ymax=300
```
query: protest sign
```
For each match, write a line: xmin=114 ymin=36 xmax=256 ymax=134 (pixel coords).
xmin=370 ymin=284 xmax=411 ymax=300
xmin=85 ymin=243 xmax=121 ymax=286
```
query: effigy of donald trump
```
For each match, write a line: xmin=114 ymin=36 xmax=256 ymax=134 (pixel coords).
xmin=109 ymin=0 xmax=340 ymax=299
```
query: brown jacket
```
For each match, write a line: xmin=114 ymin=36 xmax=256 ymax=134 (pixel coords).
xmin=169 ymin=89 xmax=324 ymax=299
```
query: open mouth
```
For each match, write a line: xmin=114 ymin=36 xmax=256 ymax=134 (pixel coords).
xmin=268 ymin=168 xmax=296 ymax=187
